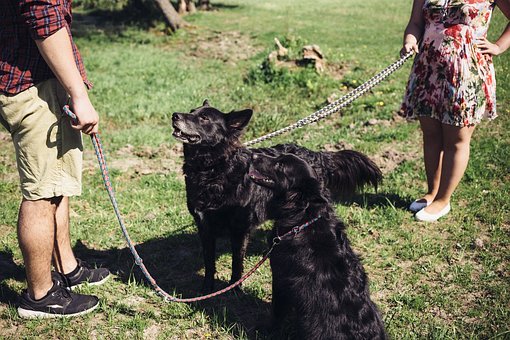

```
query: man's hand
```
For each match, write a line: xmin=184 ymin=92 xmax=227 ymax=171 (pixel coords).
xmin=69 ymin=95 xmax=99 ymax=135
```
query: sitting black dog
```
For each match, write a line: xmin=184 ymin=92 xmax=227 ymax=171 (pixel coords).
xmin=172 ymin=100 xmax=382 ymax=292
xmin=249 ymin=153 xmax=387 ymax=339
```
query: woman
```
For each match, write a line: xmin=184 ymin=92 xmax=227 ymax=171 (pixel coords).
xmin=401 ymin=0 xmax=510 ymax=221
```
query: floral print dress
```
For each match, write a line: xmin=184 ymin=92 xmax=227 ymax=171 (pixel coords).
xmin=401 ymin=0 xmax=497 ymax=126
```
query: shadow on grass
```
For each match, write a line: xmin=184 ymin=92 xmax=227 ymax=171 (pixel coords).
xmin=73 ymin=226 xmax=272 ymax=339
xmin=72 ymin=2 xmax=241 ymax=40
xmin=348 ymin=192 xmax=411 ymax=210
xmin=0 ymin=226 xmax=271 ymax=337
xmin=0 ymin=192 xmax=407 ymax=338
xmin=0 ymin=251 xmax=24 ymax=306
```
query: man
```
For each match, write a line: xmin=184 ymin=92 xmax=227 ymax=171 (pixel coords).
xmin=0 ymin=0 xmax=110 ymax=318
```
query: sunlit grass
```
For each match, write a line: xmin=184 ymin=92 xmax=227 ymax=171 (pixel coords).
xmin=0 ymin=0 xmax=508 ymax=338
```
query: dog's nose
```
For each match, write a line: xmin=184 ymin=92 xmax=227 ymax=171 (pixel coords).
xmin=172 ymin=112 xmax=181 ymax=122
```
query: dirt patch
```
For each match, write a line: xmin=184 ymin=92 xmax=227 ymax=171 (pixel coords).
xmin=123 ymin=295 xmax=146 ymax=308
xmin=372 ymin=146 xmax=420 ymax=175
xmin=84 ymin=143 xmax=184 ymax=177
xmin=143 ymin=324 xmax=161 ymax=338
xmin=0 ymin=324 xmax=19 ymax=338
xmin=186 ymin=30 xmax=262 ymax=63
xmin=325 ymin=62 xmax=348 ymax=80
xmin=117 ymin=143 xmax=183 ymax=160
xmin=0 ymin=131 xmax=11 ymax=141
xmin=323 ymin=141 xmax=355 ymax=152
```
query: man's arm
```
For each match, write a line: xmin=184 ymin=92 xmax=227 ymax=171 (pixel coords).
xmin=35 ymin=27 xmax=99 ymax=134
xmin=18 ymin=0 xmax=98 ymax=134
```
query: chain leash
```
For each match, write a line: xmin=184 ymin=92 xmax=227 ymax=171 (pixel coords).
xmin=243 ymin=51 xmax=414 ymax=147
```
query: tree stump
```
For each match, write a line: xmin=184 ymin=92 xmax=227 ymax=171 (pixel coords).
xmin=302 ymin=45 xmax=325 ymax=72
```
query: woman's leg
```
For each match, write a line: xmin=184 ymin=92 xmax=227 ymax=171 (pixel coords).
xmin=418 ymin=117 xmax=444 ymax=203
xmin=424 ymin=123 xmax=476 ymax=214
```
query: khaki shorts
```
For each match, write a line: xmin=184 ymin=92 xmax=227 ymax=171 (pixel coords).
xmin=0 ymin=78 xmax=83 ymax=200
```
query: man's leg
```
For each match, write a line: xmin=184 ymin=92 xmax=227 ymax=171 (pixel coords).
xmin=17 ymin=198 xmax=58 ymax=300
xmin=52 ymin=196 xmax=78 ymax=274
xmin=52 ymin=195 xmax=111 ymax=287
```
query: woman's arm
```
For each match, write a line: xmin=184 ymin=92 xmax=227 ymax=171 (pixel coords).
xmin=401 ymin=0 xmax=426 ymax=56
xmin=478 ymin=0 xmax=510 ymax=55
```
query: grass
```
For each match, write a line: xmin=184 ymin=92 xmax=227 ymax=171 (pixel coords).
xmin=1 ymin=0 xmax=509 ymax=338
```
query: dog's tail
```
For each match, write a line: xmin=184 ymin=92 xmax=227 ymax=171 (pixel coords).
xmin=323 ymin=150 xmax=382 ymax=201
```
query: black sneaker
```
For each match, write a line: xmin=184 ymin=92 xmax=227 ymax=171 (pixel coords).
xmin=61 ymin=258 xmax=111 ymax=289
xmin=17 ymin=279 xmax=99 ymax=319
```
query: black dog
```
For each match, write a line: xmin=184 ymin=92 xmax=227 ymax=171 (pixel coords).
xmin=249 ymin=153 xmax=387 ymax=339
xmin=172 ymin=100 xmax=382 ymax=292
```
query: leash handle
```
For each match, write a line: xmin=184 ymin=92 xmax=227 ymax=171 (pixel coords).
xmin=63 ymin=105 xmax=78 ymax=124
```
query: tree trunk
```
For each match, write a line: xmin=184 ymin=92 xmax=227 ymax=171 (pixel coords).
xmin=153 ymin=0 xmax=186 ymax=32
xmin=178 ymin=0 xmax=197 ymax=14
xmin=178 ymin=0 xmax=187 ymax=14
xmin=187 ymin=0 xmax=197 ymax=13
xmin=197 ymin=0 xmax=211 ymax=10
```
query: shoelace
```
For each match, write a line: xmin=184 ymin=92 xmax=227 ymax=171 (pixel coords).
xmin=52 ymin=284 xmax=72 ymax=300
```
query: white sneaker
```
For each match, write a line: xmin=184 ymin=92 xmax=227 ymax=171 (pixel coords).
xmin=409 ymin=199 xmax=430 ymax=213
xmin=415 ymin=203 xmax=451 ymax=222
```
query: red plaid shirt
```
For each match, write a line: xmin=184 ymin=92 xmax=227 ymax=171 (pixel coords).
xmin=0 ymin=0 xmax=91 ymax=95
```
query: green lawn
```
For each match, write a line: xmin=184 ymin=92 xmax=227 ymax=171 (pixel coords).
xmin=1 ymin=0 xmax=509 ymax=338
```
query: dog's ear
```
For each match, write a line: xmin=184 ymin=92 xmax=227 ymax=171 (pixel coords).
xmin=227 ymin=109 xmax=253 ymax=131
xmin=202 ymin=99 xmax=210 ymax=107
xmin=302 ymin=178 xmax=329 ymax=205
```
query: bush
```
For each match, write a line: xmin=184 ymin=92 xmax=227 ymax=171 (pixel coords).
xmin=74 ymin=0 xmax=130 ymax=11
xmin=245 ymin=36 xmax=325 ymax=90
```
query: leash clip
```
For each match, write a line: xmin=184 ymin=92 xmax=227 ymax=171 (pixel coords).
xmin=272 ymin=236 xmax=282 ymax=246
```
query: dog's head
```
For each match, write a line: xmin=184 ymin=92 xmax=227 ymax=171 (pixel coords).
xmin=172 ymin=100 xmax=253 ymax=147
xmin=249 ymin=153 xmax=328 ymax=216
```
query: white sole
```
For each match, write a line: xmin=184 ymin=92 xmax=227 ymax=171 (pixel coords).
xmin=415 ymin=203 xmax=451 ymax=222
xmin=17 ymin=302 xmax=98 ymax=319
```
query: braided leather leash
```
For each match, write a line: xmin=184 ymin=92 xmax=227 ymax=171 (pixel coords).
xmin=63 ymin=106 xmax=321 ymax=302
xmin=243 ymin=51 xmax=414 ymax=146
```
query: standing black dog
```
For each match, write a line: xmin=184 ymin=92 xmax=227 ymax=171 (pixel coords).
xmin=172 ymin=100 xmax=382 ymax=292
xmin=249 ymin=153 xmax=387 ymax=339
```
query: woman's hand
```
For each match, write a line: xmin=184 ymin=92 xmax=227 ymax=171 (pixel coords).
xmin=477 ymin=37 xmax=503 ymax=55
xmin=401 ymin=42 xmax=419 ymax=57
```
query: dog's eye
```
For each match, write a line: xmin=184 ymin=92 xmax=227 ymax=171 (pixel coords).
xmin=199 ymin=114 xmax=209 ymax=122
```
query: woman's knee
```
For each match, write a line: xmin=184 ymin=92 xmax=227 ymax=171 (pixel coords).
xmin=442 ymin=124 xmax=475 ymax=149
